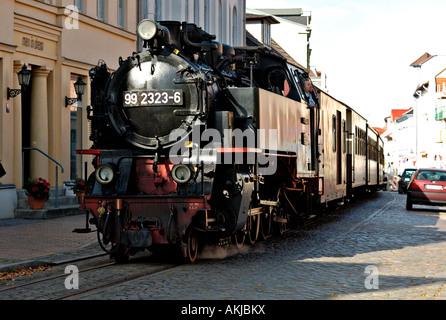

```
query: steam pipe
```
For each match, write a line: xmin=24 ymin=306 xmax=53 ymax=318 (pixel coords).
xmin=181 ymin=22 xmax=218 ymax=51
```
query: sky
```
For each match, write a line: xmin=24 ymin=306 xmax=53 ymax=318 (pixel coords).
xmin=246 ymin=0 xmax=446 ymax=127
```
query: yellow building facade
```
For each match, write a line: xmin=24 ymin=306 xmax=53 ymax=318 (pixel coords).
xmin=0 ymin=0 xmax=138 ymax=189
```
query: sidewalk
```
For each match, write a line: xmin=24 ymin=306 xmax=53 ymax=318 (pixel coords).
xmin=0 ymin=214 xmax=103 ymax=272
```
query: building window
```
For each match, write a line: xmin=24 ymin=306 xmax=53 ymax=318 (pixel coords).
xmin=218 ymin=0 xmax=223 ymax=41
xmin=141 ymin=0 xmax=147 ymax=19
xmin=232 ymin=6 xmax=238 ymax=45
xmin=117 ymin=0 xmax=125 ymax=28
xmin=194 ymin=0 xmax=201 ymax=26
xmin=74 ymin=0 xmax=83 ymax=13
xmin=204 ymin=0 xmax=210 ymax=31
xmin=155 ymin=0 xmax=162 ymax=21
xmin=97 ymin=0 xmax=105 ymax=21
xmin=262 ymin=23 xmax=271 ymax=46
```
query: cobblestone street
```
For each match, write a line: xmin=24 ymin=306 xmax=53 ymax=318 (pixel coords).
xmin=2 ymin=190 xmax=446 ymax=302
xmin=69 ymin=191 xmax=446 ymax=300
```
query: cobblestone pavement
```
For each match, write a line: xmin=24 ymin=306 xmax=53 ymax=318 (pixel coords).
xmin=68 ymin=191 xmax=446 ymax=300
xmin=3 ymin=191 xmax=446 ymax=301
xmin=0 ymin=215 xmax=99 ymax=270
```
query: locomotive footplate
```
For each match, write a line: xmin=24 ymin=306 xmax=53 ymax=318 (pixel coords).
xmin=120 ymin=230 xmax=152 ymax=248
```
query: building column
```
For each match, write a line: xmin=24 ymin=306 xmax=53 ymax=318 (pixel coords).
xmin=12 ymin=62 xmax=23 ymax=187
xmin=29 ymin=67 xmax=50 ymax=180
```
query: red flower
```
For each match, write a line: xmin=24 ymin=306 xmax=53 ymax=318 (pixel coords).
xmin=24 ymin=177 xmax=51 ymax=200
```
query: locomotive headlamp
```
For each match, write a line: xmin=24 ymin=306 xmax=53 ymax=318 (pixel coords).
xmin=171 ymin=164 xmax=194 ymax=184
xmin=137 ymin=19 xmax=158 ymax=40
xmin=95 ymin=164 xmax=116 ymax=185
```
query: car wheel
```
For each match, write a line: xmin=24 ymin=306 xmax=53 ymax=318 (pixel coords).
xmin=406 ymin=196 xmax=413 ymax=211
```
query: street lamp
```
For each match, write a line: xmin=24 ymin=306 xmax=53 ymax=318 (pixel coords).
xmin=66 ymin=76 xmax=87 ymax=107
xmin=7 ymin=64 xmax=32 ymax=100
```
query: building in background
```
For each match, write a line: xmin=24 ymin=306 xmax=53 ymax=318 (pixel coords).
xmin=381 ymin=52 xmax=446 ymax=176
xmin=382 ymin=108 xmax=415 ymax=175
xmin=0 ymin=0 xmax=246 ymax=218
xmin=139 ymin=0 xmax=246 ymax=48
xmin=246 ymin=7 xmax=326 ymax=91
xmin=410 ymin=52 xmax=446 ymax=168
xmin=0 ymin=0 xmax=137 ymax=193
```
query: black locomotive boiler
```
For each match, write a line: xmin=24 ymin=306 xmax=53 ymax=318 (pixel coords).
xmin=77 ymin=20 xmax=385 ymax=262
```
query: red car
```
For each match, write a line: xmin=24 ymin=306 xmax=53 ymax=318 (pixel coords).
xmin=406 ymin=168 xmax=446 ymax=210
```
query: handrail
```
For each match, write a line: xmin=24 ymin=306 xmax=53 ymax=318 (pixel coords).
xmin=23 ymin=147 xmax=64 ymax=173
xmin=22 ymin=147 xmax=64 ymax=208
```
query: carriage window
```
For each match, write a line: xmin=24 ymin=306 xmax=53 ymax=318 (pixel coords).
xmin=293 ymin=70 xmax=305 ymax=100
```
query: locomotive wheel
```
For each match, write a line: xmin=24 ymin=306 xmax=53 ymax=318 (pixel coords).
xmin=187 ymin=227 xmax=199 ymax=263
xmin=232 ymin=230 xmax=245 ymax=249
xmin=260 ymin=211 xmax=272 ymax=241
xmin=245 ymin=215 xmax=260 ymax=245
xmin=111 ymin=245 xmax=129 ymax=263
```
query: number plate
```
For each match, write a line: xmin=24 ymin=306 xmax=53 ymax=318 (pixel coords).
xmin=123 ymin=90 xmax=183 ymax=107
xmin=425 ymin=184 xmax=443 ymax=190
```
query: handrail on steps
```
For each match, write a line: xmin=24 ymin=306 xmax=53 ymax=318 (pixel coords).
xmin=22 ymin=147 xmax=64 ymax=208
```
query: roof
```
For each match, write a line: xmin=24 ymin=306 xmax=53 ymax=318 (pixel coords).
xmin=373 ymin=127 xmax=385 ymax=135
xmin=309 ymin=68 xmax=321 ymax=77
xmin=391 ymin=108 xmax=412 ymax=122
xmin=383 ymin=130 xmax=392 ymax=138
xmin=254 ymin=8 xmax=310 ymax=26
xmin=410 ymin=52 xmax=435 ymax=68
xmin=245 ymin=30 xmax=265 ymax=47
xmin=256 ymin=8 xmax=304 ymax=16
xmin=246 ymin=13 xmax=280 ymax=24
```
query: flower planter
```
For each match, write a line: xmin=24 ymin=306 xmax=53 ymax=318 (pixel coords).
xmin=75 ymin=191 xmax=85 ymax=204
xmin=24 ymin=177 xmax=50 ymax=209
xmin=27 ymin=194 xmax=47 ymax=210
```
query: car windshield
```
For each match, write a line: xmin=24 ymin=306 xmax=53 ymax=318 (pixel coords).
xmin=402 ymin=170 xmax=416 ymax=179
xmin=416 ymin=170 xmax=446 ymax=182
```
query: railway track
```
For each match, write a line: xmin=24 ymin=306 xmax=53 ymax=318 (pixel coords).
xmin=56 ymin=262 xmax=178 ymax=300
xmin=0 ymin=254 xmax=180 ymax=300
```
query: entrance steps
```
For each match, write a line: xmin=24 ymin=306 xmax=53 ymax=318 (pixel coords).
xmin=15 ymin=188 xmax=84 ymax=219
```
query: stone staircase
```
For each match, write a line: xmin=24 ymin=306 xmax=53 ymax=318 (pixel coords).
xmin=15 ymin=187 xmax=84 ymax=219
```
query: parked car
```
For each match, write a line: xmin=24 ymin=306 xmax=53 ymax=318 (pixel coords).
xmin=398 ymin=168 xmax=417 ymax=194
xmin=406 ymin=168 xmax=446 ymax=210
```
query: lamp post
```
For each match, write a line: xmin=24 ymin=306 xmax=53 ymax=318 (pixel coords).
xmin=7 ymin=64 xmax=32 ymax=100
xmin=65 ymin=76 xmax=87 ymax=107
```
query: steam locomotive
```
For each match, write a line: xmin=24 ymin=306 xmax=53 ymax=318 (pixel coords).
xmin=77 ymin=20 xmax=385 ymax=262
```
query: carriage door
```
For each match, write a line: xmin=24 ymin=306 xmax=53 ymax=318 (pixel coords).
xmin=336 ymin=110 xmax=342 ymax=185
xmin=346 ymin=110 xmax=353 ymax=194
